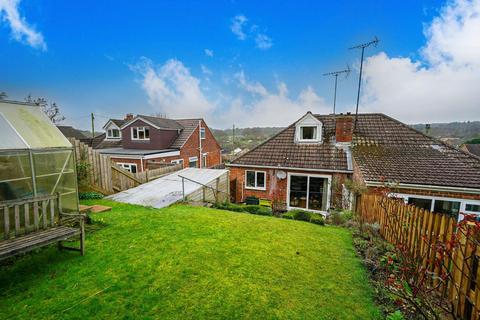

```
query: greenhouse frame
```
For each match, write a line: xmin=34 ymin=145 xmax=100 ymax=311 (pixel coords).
xmin=0 ymin=100 xmax=79 ymax=212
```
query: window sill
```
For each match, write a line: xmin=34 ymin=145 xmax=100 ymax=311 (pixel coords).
xmin=131 ymin=139 xmax=150 ymax=141
xmin=245 ymin=186 xmax=266 ymax=191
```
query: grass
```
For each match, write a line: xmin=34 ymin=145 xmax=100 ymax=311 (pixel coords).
xmin=0 ymin=200 xmax=380 ymax=319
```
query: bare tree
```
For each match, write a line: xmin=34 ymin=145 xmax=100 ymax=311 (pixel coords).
xmin=25 ymin=95 xmax=66 ymax=123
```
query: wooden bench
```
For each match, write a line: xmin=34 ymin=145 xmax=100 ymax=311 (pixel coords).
xmin=0 ymin=194 xmax=86 ymax=261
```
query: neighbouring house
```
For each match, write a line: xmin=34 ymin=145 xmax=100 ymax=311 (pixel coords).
xmin=461 ymin=144 xmax=480 ymax=158
xmin=227 ymin=112 xmax=480 ymax=218
xmin=57 ymin=125 xmax=88 ymax=140
xmin=94 ymin=114 xmax=222 ymax=173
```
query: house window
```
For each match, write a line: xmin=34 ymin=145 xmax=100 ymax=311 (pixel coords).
xmin=107 ymin=128 xmax=120 ymax=139
xmin=300 ymin=126 xmax=317 ymax=140
xmin=202 ymin=153 xmax=207 ymax=168
xmin=289 ymin=174 xmax=329 ymax=211
xmin=200 ymin=127 xmax=206 ymax=140
xmin=466 ymin=204 xmax=480 ymax=213
xmin=434 ymin=200 xmax=461 ymax=216
xmin=118 ymin=163 xmax=137 ymax=173
xmin=408 ymin=197 xmax=432 ymax=211
xmin=171 ymin=159 xmax=184 ymax=167
xmin=189 ymin=157 xmax=198 ymax=168
xmin=132 ymin=127 xmax=150 ymax=140
xmin=245 ymin=170 xmax=266 ymax=190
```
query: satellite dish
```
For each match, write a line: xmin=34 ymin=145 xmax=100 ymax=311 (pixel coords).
xmin=276 ymin=170 xmax=286 ymax=180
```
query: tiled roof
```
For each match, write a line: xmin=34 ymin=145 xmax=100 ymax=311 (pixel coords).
xmin=137 ymin=115 xmax=184 ymax=130
xmin=94 ymin=133 xmax=122 ymax=149
xmin=231 ymin=112 xmax=480 ymax=190
xmin=56 ymin=126 xmax=88 ymax=140
xmin=463 ymin=144 xmax=480 ymax=158
xmin=231 ymin=115 xmax=349 ymax=171
xmin=171 ymin=119 xmax=201 ymax=148
xmin=352 ymin=114 xmax=480 ymax=189
xmin=111 ymin=119 xmax=126 ymax=127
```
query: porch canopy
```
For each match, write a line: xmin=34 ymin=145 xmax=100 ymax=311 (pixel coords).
xmin=0 ymin=101 xmax=78 ymax=211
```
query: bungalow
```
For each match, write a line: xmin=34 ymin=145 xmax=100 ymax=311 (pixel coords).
xmin=227 ymin=112 xmax=480 ymax=218
xmin=94 ymin=114 xmax=222 ymax=173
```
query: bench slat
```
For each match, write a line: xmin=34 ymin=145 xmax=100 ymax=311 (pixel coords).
xmin=14 ymin=205 xmax=20 ymax=237
xmin=3 ymin=207 xmax=9 ymax=240
xmin=24 ymin=203 xmax=30 ymax=234
xmin=42 ymin=200 xmax=47 ymax=229
xmin=0 ymin=227 xmax=80 ymax=260
xmin=50 ymin=200 xmax=55 ymax=227
xmin=33 ymin=202 xmax=39 ymax=231
xmin=0 ymin=226 xmax=79 ymax=250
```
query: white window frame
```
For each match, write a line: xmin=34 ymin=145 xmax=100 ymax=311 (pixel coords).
xmin=117 ymin=162 xmax=138 ymax=173
xmin=389 ymin=192 xmax=480 ymax=220
xmin=171 ymin=159 xmax=184 ymax=167
xmin=131 ymin=126 xmax=150 ymax=141
xmin=202 ymin=153 xmax=208 ymax=168
xmin=294 ymin=113 xmax=323 ymax=144
xmin=188 ymin=156 xmax=198 ymax=168
xmin=200 ymin=127 xmax=206 ymax=140
xmin=106 ymin=128 xmax=121 ymax=140
xmin=245 ymin=170 xmax=266 ymax=191
xmin=286 ymin=172 xmax=332 ymax=214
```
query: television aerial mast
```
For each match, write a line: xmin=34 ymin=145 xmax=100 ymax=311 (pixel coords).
xmin=323 ymin=66 xmax=351 ymax=115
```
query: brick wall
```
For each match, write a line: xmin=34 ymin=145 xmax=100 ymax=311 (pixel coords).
xmin=228 ymin=165 xmax=349 ymax=209
xmin=179 ymin=119 xmax=221 ymax=169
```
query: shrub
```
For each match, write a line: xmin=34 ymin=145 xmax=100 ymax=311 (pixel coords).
xmin=309 ymin=214 xmax=325 ymax=225
xmin=289 ymin=209 xmax=312 ymax=222
xmin=215 ymin=202 xmax=245 ymax=212
xmin=79 ymin=191 xmax=104 ymax=200
xmin=281 ymin=211 xmax=295 ymax=220
xmin=242 ymin=205 xmax=273 ymax=216
xmin=327 ymin=210 xmax=353 ymax=226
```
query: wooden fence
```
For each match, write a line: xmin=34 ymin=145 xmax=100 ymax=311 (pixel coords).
xmin=358 ymin=194 xmax=480 ymax=320
xmin=69 ymin=138 xmax=182 ymax=194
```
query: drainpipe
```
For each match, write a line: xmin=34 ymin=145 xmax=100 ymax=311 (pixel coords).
xmin=198 ymin=119 xmax=202 ymax=168
xmin=140 ymin=157 xmax=144 ymax=172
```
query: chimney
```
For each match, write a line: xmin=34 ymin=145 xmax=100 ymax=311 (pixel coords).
xmin=125 ymin=113 xmax=134 ymax=121
xmin=335 ymin=113 xmax=354 ymax=143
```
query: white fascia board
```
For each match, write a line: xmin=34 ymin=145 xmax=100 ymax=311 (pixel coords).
xmin=102 ymin=120 xmax=120 ymax=130
xmin=143 ymin=151 xmax=180 ymax=159
xmin=226 ymin=163 xmax=352 ymax=174
xmin=365 ymin=180 xmax=480 ymax=195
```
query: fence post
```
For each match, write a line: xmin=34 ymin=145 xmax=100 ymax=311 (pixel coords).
xmin=182 ymin=177 xmax=185 ymax=201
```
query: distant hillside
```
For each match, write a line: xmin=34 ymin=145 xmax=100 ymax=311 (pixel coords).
xmin=410 ymin=121 xmax=480 ymax=145
xmin=212 ymin=127 xmax=284 ymax=153
xmin=213 ymin=121 xmax=480 ymax=152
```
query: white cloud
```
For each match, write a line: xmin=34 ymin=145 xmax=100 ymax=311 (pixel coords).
xmin=255 ymin=33 xmax=272 ymax=50
xmin=204 ymin=48 xmax=213 ymax=57
xmin=230 ymin=15 xmax=247 ymax=40
xmin=219 ymin=71 xmax=330 ymax=127
xmin=132 ymin=57 xmax=215 ymax=119
xmin=362 ymin=0 xmax=480 ymax=123
xmin=0 ymin=0 xmax=46 ymax=50
xmin=230 ymin=14 xmax=273 ymax=50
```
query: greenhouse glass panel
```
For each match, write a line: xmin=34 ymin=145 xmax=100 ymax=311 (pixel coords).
xmin=0 ymin=151 xmax=34 ymax=200
xmin=0 ymin=113 xmax=28 ymax=149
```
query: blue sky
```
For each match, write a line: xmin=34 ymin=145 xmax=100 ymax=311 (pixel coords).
xmin=1 ymin=0 xmax=479 ymax=129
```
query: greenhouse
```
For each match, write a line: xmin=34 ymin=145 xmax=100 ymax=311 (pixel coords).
xmin=0 ymin=100 xmax=78 ymax=211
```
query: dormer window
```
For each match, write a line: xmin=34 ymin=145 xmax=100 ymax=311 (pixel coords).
xmin=300 ymin=126 xmax=317 ymax=140
xmin=294 ymin=112 xmax=322 ymax=143
xmin=107 ymin=128 xmax=120 ymax=139
xmin=132 ymin=127 xmax=150 ymax=140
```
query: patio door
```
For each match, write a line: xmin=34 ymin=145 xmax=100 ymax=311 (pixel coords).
xmin=288 ymin=174 xmax=330 ymax=211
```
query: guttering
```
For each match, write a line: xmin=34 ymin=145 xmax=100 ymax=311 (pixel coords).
xmin=226 ymin=163 xmax=353 ymax=174
xmin=365 ymin=180 xmax=480 ymax=195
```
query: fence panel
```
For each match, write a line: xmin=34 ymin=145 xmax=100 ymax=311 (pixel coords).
xmin=358 ymin=194 xmax=479 ymax=320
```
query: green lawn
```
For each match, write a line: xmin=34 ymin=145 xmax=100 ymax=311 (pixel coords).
xmin=0 ymin=200 xmax=379 ymax=319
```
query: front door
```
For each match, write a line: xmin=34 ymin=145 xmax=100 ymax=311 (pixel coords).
xmin=288 ymin=174 xmax=330 ymax=212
